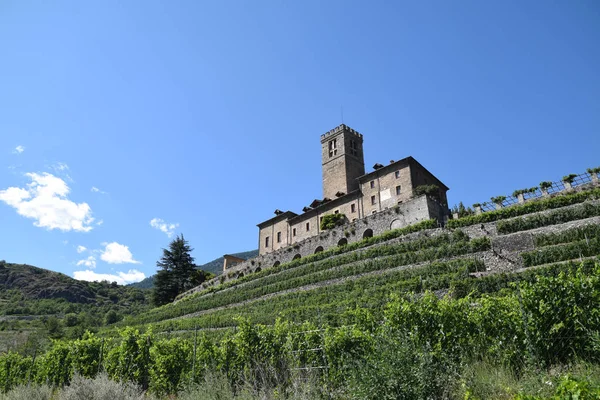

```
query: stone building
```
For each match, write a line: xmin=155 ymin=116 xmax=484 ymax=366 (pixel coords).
xmin=257 ymin=124 xmax=449 ymax=256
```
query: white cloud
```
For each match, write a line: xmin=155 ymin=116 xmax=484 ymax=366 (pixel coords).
xmin=150 ymin=218 xmax=179 ymax=237
xmin=13 ymin=145 xmax=25 ymax=154
xmin=77 ymin=245 xmax=87 ymax=253
xmin=0 ymin=172 xmax=94 ymax=232
xmin=96 ymin=219 xmax=104 ymax=226
xmin=73 ymin=269 xmax=145 ymax=285
xmin=76 ymin=256 xmax=96 ymax=269
xmin=100 ymin=242 xmax=140 ymax=264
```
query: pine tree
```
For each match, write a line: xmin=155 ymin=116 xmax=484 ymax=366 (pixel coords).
xmin=152 ymin=234 xmax=197 ymax=306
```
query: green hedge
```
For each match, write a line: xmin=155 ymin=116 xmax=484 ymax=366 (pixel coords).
xmin=447 ymin=188 xmax=600 ymax=229
xmin=522 ymin=237 xmax=600 ymax=267
xmin=534 ymin=224 xmax=600 ymax=247
xmin=497 ymin=203 xmax=600 ymax=234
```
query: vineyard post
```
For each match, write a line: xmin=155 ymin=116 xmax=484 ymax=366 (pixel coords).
xmin=99 ymin=338 xmax=104 ymax=373
xmin=517 ymin=286 xmax=535 ymax=367
xmin=192 ymin=325 xmax=198 ymax=384
xmin=28 ymin=343 xmax=38 ymax=385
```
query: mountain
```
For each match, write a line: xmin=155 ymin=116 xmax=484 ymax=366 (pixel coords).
xmin=128 ymin=249 xmax=258 ymax=289
xmin=0 ymin=260 xmax=150 ymax=316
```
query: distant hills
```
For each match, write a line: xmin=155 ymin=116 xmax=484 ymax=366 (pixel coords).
xmin=0 ymin=260 xmax=151 ymax=318
xmin=128 ymin=249 xmax=258 ymax=289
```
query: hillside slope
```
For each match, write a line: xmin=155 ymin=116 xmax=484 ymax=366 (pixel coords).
xmin=128 ymin=249 xmax=258 ymax=289
xmin=0 ymin=260 xmax=150 ymax=316
xmin=118 ymin=183 xmax=600 ymax=335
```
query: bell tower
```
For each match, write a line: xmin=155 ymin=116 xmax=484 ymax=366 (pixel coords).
xmin=320 ymin=124 xmax=365 ymax=199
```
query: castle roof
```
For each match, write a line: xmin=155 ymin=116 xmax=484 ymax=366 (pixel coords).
xmin=288 ymin=190 xmax=361 ymax=224
xmin=357 ymin=156 xmax=449 ymax=190
xmin=256 ymin=211 xmax=297 ymax=228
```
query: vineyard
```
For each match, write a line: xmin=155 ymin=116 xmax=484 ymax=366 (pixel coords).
xmin=2 ymin=184 xmax=600 ymax=398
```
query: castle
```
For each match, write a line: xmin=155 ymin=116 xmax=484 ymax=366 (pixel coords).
xmin=256 ymin=124 xmax=450 ymax=256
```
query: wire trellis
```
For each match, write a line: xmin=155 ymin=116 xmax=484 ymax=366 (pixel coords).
xmin=473 ymin=171 xmax=597 ymax=214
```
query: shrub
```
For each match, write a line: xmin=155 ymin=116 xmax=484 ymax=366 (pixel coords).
xmin=320 ymin=213 xmax=346 ymax=230
xmin=491 ymin=196 xmax=507 ymax=205
xmin=0 ymin=384 xmax=53 ymax=400
xmin=588 ymin=166 xmax=600 ymax=175
xmin=59 ymin=373 xmax=148 ymax=400
xmin=540 ymin=181 xmax=553 ymax=190
xmin=563 ymin=174 xmax=578 ymax=184
xmin=414 ymin=184 xmax=439 ymax=197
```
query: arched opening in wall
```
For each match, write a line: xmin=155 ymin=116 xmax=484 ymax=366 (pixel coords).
xmin=292 ymin=254 xmax=301 ymax=260
xmin=314 ymin=246 xmax=324 ymax=254
xmin=254 ymin=267 xmax=262 ymax=273
xmin=337 ymin=238 xmax=348 ymax=247
xmin=272 ymin=261 xmax=280 ymax=268
xmin=363 ymin=229 xmax=374 ymax=239
xmin=237 ymin=272 xmax=245 ymax=279
xmin=390 ymin=219 xmax=405 ymax=230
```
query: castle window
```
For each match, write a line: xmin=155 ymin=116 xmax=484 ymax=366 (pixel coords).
xmin=396 ymin=185 xmax=401 ymax=195
xmin=334 ymin=210 xmax=339 ymax=214
xmin=306 ymin=222 xmax=310 ymax=231
xmin=265 ymin=236 xmax=270 ymax=248
xmin=350 ymin=140 xmax=358 ymax=156
xmin=370 ymin=180 xmax=375 ymax=189
xmin=293 ymin=228 xmax=296 ymax=236
xmin=395 ymin=170 xmax=400 ymax=178
xmin=371 ymin=195 xmax=376 ymax=205
xmin=277 ymin=232 xmax=281 ymax=243
xmin=328 ymin=139 xmax=337 ymax=157
xmin=351 ymin=204 xmax=356 ymax=213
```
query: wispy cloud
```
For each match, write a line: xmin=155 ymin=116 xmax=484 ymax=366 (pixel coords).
xmin=100 ymin=242 xmax=140 ymax=264
xmin=73 ymin=269 xmax=145 ymax=285
xmin=13 ymin=145 xmax=25 ymax=154
xmin=0 ymin=172 xmax=94 ymax=232
xmin=76 ymin=256 xmax=96 ymax=269
xmin=150 ymin=218 xmax=179 ymax=237
xmin=91 ymin=186 xmax=107 ymax=194
xmin=77 ymin=245 xmax=87 ymax=253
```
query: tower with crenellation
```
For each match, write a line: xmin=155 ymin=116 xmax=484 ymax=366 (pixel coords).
xmin=320 ymin=124 xmax=365 ymax=199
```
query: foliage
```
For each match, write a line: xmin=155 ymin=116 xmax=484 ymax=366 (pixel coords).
xmin=588 ymin=166 xmax=600 ymax=175
xmin=414 ymin=184 xmax=439 ymax=197
xmin=59 ymin=373 xmax=148 ymax=400
xmin=540 ymin=181 xmax=553 ymax=190
xmin=451 ymin=202 xmax=474 ymax=218
xmin=153 ymin=235 xmax=208 ymax=306
xmin=105 ymin=328 xmax=152 ymax=389
xmin=0 ymin=383 xmax=53 ymax=400
xmin=534 ymin=224 xmax=600 ymax=247
xmin=497 ymin=202 xmax=600 ymax=234
xmin=447 ymin=187 xmax=600 ymax=228
xmin=491 ymin=195 xmax=507 ymax=205
xmin=513 ymin=187 xmax=538 ymax=197
xmin=521 ymin=237 xmax=600 ymax=267
xmin=563 ymin=174 xmax=578 ymax=184
xmin=320 ymin=213 xmax=346 ymax=230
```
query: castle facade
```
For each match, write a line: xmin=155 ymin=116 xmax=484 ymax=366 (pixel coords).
xmin=257 ymin=124 xmax=450 ymax=256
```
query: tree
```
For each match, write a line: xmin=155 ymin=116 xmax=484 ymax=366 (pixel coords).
xmin=152 ymin=234 xmax=203 ymax=306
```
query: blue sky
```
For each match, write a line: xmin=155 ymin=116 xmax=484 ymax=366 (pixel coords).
xmin=1 ymin=1 xmax=599 ymax=284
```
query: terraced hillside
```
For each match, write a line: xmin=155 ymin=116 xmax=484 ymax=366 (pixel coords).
xmin=120 ymin=184 xmax=600 ymax=335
